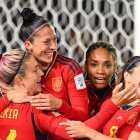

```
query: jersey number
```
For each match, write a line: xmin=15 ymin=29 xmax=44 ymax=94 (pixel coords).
xmin=110 ymin=126 xmax=118 ymax=138
xmin=0 ymin=129 xmax=16 ymax=140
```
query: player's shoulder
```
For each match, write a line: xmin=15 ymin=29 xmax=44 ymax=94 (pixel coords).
xmin=56 ymin=54 xmax=81 ymax=73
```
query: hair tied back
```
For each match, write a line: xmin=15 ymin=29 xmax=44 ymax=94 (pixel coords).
xmin=21 ymin=8 xmax=36 ymax=23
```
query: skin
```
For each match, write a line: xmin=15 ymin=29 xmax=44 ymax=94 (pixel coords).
xmin=126 ymin=63 xmax=140 ymax=95
xmin=85 ymin=47 xmax=117 ymax=89
xmin=25 ymin=25 xmax=57 ymax=70
xmin=6 ymin=55 xmax=44 ymax=102
xmin=24 ymin=25 xmax=62 ymax=110
xmin=20 ymin=55 xmax=44 ymax=95
xmin=60 ymin=63 xmax=140 ymax=140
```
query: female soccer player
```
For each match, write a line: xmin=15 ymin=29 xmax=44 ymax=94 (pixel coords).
xmin=0 ymin=50 xmax=136 ymax=140
xmin=85 ymin=41 xmax=118 ymax=116
xmin=61 ymin=56 xmax=140 ymax=140
xmin=18 ymin=8 xmax=89 ymax=139
xmin=0 ymin=50 xmax=72 ymax=140
xmin=19 ymin=8 xmax=88 ymax=120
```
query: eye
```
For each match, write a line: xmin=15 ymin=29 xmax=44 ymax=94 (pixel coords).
xmin=105 ymin=64 xmax=112 ymax=68
xmin=44 ymin=39 xmax=51 ymax=45
xmin=91 ymin=63 xmax=96 ymax=67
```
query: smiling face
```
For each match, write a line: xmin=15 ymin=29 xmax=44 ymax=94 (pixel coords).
xmin=25 ymin=25 xmax=57 ymax=69
xmin=85 ymin=48 xmax=116 ymax=89
xmin=21 ymin=55 xmax=44 ymax=95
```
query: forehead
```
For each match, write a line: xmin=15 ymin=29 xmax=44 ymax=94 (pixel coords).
xmin=133 ymin=62 xmax=140 ymax=71
xmin=89 ymin=48 xmax=114 ymax=62
xmin=37 ymin=26 xmax=56 ymax=39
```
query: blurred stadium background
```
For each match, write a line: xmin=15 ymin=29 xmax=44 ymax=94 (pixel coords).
xmin=0 ymin=0 xmax=135 ymax=68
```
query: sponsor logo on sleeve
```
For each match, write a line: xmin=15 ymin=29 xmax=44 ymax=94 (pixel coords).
xmin=74 ymin=73 xmax=86 ymax=90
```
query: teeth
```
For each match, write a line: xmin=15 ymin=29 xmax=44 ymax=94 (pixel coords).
xmin=96 ymin=78 xmax=104 ymax=80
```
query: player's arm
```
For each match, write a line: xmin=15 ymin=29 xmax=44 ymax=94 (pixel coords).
xmin=128 ymin=119 xmax=140 ymax=140
xmin=60 ymin=120 xmax=122 ymax=140
xmin=85 ymin=83 xmax=137 ymax=131
xmin=35 ymin=112 xmax=73 ymax=140
xmin=57 ymin=67 xmax=89 ymax=121
xmin=84 ymin=99 xmax=118 ymax=131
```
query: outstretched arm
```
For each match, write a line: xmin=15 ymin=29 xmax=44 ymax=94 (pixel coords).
xmin=35 ymin=112 xmax=73 ymax=140
xmin=60 ymin=120 xmax=122 ymax=140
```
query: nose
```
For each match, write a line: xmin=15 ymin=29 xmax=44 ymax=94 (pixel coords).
xmin=97 ymin=65 xmax=104 ymax=74
xmin=49 ymin=40 xmax=57 ymax=50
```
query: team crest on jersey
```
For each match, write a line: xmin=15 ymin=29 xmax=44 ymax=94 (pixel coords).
xmin=52 ymin=77 xmax=62 ymax=92
xmin=127 ymin=112 xmax=138 ymax=124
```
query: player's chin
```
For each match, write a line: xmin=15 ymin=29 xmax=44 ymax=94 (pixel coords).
xmin=94 ymin=83 xmax=107 ymax=89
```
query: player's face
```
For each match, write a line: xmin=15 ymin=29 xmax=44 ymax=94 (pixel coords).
xmin=22 ymin=55 xmax=44 ymax=95
xmin=128 ymin=63 xmax=140 ymax=98
xmin=85 ymin=48 xmax=116 ymax=89
xmin=29 ymin=26 xmax=57 ymax=69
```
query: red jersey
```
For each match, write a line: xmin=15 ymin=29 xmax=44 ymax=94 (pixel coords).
xmin=103 ymin=105 xmax=140 ymax=139
xmin=0 ymin=95 xmax=72 ymax=140
xmin=133 ymin=118 xmax=140 ymax=132
xmin=86 ymin=80 xmax=113 ymax=117
xmin=85 ymin=99 xmax=119 ymax=131
xmin=41 ymin=52 xmax=88 ymax=121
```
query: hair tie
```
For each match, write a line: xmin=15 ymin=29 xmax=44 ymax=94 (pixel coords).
xmin=125 ymin=58 xmax=140 ymax=71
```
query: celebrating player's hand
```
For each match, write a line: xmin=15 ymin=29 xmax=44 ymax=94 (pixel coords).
xmin=111 ymin=83 xmax=137 ymax=107
xmin=60 ymin=120 xmax=99 ymax=139
xmin=30 ymin=93 xmax=62 ymax=111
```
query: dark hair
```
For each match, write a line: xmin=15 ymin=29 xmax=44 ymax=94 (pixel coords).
xmin=86 ymin=41 xmax=117 ymax=62
xmin=19 ymin=8 xmax=50 ymax=42
xmin=118 ymin=56 xmax=140 ymax=86
xmin=85 ymin=41 xmax=118 ymax=86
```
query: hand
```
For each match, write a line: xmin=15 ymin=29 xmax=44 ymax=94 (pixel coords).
xmin=60 ymin=120 xmax=93 ymax=138
xmin=6 ymin=85 xmax=31 ymax=103
xmin=30 ymin=93 xmax=62 ymax=111
xmin=111 ymin=83 xmax=137 ymax=107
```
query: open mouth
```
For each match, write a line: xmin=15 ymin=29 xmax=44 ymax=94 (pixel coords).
xmin=94 ymin=77 xmax=106 ymax=84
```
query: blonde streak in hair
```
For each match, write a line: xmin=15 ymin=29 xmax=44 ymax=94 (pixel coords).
xmin=0 ymin=51 xmax=24 ymax=84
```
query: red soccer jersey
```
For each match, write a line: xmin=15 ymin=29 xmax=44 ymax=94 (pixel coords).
xmin=133 ymin=118 xmax=140 ymax=132
xmin=86 ymin=80 xmax=113 ymax=117
xmin=42 ymin=53 xmax=89 ymax=140
xmin=41 ymin=52 xmax=88 ymax=121
xmin=103 ymin=105 xmax=140 ymax=139
xmin=0 ymin=95 xmax=72 ymax=140
xmin=85 ymin=99 xmax=119 ymax=131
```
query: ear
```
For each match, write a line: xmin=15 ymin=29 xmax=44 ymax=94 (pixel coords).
xmin=124 ymin=72 xmax=131 ymax=84
xmin=24 ymin=40 xmax=33 ymax=51
xmin=13 ymin=75 xmax=23 ymax=85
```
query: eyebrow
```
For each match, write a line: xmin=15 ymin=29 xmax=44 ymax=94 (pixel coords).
xmin=90 ymin=59 xmax=112 ymax=63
